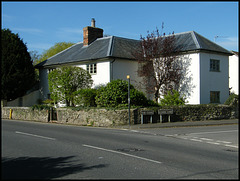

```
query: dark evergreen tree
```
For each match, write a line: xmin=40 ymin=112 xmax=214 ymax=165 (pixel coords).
xmin=1 ymin=28 xmax=37 ymax=101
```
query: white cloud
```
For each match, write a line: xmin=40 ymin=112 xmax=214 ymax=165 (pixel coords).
xmin=58 ymin=28 xmax=83 ymax=34
xmin=12 ymin=27 xmax=43 ymax=34
xmin=55 ymin=27 xmax=83 ymax=42
xmin=215 ymin=36 xmax=238 ymax=51
xmin=2 ymin=14 xmax=14 ymax=21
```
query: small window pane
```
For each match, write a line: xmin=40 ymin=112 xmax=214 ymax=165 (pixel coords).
xmin=87 ymin=63 xmax=97 ymax=74
xmin=210 ymin=59 xmax=220 ymax=71
xmin=210 ymin=91 xmax=220 ymax=103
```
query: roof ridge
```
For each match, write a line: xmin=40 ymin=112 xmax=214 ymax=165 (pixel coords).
xmin=162 ymin=30 xmax=194 ymax=37
xmin=110 ymin=35 xmax=140 ymax=41
xmin=190 ymin=31 xmax=201 ymax=49
xmin=107 ymin=36 xmax=114 ymax=56
xmin=96 ymin=36 xmax=112 ymax=40
xmin=193 ymin=31 xmax=233 ymax=54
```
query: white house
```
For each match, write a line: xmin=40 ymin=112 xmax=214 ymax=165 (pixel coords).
xmin=34 ymin=19 xmax=233 ymax=105
xmin=229 ymin=51 xmax=239 ymax=95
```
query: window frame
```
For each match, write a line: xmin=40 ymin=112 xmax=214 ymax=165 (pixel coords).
xmin=210 ymin=59 xmax=220 ymax=72
xmin=210 ymin=91 xmax=220 ymax=103
xmin=87 ymin=63 xmax=97 ymax=74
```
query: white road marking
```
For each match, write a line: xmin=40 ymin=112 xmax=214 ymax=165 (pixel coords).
xmin=190 ymin=139 xmax=203 ymax=142
xmin=225 ymin=145 xmax=238 ymax=148
xmin=189 ymin=130 xmax=238 ymax=135
xmin=15 ymin=131 xmax=56 ymax=140
xmin=199 ymin=138 xmax=214 ymax=141
xmin=82 ymin=144 xmax=162 ymax=164
xmin=216 ymin=140 xmax=232 ymax=144
xmin=176 ymin=135 xmax=238 ymax=149
xmin=130 ymin=130 xmax=139 ymax=132
xmin=206 ymin=141 xmax=221 ymax=145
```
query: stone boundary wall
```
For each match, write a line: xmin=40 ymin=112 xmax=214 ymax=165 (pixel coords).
xmin=174 ymin=105 xmax=237 ymax=121
xmin=56 ymin=108 xmax=136 ymax=126
xmin=137 ymin=104 xmax=238 ymax=123
xmin=1 ymin=103 xmax=238 ymax=126
xmin=1 ymin=107 xmax=49 ymax=122
xmin=1 ymin=107 xmax=136 ymax=126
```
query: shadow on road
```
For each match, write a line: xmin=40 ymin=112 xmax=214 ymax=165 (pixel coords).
xmin=2 ymin=156 xmax=107 ymax=179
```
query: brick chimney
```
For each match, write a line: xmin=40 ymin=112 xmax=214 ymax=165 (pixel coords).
xmin=83 ymin=18 xmax=103 ymax=46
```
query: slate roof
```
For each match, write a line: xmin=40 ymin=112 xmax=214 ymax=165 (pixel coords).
xmin=35 ymin=31 xmax=233 ymax=68
xmin=174 ymin=31 xmax=233 ymax=54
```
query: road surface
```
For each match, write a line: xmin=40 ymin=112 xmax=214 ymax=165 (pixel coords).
xmin=2 ymin=119 xmax=238 ymax=179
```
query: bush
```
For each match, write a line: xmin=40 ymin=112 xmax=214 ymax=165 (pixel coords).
xmin=31 ymin=104 xmax=51 ymax=111
xmin=42 ymin=99 xmax=55 ymax=105
xmin=130 ymin=89 xmax=148 ymax=106
xmin=75 ymin=88 xmax=97 ymax=107
xmin=160 ymin=90 xmax=186 ymax=106
xmin=95 ymin=79 xmax=149 ymax=107
xmin=48 ymin=66 xmax=93 ymax=106
xmin=224 ymin=93 xmax=239 ymax=105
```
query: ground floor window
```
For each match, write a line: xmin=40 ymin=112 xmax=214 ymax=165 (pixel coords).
xmin=210 ymin=91 xmax=220 ymax=103
xmin=48 ymin=68 xmax=55 ymax=73
xmin=87 ymin=63 xmax=97 ymax=74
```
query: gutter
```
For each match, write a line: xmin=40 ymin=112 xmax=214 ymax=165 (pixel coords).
xmin=110 ymin=58 xmax=116 ymax=81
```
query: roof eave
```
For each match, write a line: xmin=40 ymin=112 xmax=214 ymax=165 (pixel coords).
xmin=177 ymin=49 xmax=234 ymax=56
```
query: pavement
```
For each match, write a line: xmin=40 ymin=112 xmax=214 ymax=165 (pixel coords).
xmin=112 ymin=119 xmax=239 ymax=130
xmin=5 ymin=118 xmax=238 ymax=130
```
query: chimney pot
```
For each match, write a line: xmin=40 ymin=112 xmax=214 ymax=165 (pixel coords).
xmin=91 ymin=18 xmax=95 ymax=27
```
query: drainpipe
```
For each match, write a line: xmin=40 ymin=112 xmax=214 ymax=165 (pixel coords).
xmin=110 ymin=58 xmax=116 ymax=81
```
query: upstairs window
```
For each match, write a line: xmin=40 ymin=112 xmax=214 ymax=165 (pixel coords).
xmin=210 ymin=91 xmax=220 ymax=103
xmin=87 ymin=63 xmax=97 ymax=74
xmin=210 ymin=59 xmax=220 ymax=72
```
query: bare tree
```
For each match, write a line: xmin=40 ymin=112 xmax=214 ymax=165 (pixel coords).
xmin=133 ymin=25 xmax=184 ymax=102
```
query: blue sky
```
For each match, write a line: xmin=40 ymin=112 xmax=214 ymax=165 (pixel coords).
xmin=2 ymin=1 xmax=238 ymax=55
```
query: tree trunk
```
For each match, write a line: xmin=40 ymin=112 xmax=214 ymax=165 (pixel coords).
xmin=154 ymin=85 xmax=160 ymax=103
xmin=66 ymin=99 xmax=70 ymax=107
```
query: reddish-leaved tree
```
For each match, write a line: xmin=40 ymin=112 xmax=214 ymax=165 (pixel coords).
xmin=133 ymin=25 xmax=184 ymax=102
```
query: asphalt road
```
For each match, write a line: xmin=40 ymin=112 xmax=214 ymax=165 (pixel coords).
xmin=2 ymin=119 xmax=238 ymax=179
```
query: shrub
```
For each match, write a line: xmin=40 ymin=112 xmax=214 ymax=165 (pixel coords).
xmin=75 ymin=88 xmax=97 ymax=107
xmin=42 ymin=99 xmax=55 ymax=105
xmin=130 ymin=89 xmax=148 ymax=106
xmin=160 ymin=90 xmax=186 ymax=106
xmin=95 ymin=79 xmax=149 ymax=107
xmin=48 ymin=66 xmax=93 ymax=106
xmin=95 ymin=80 xmax=129 ymax=107
xmin=224 ymin=93 xmax=239 ymax=105
xmin=31 ymin=104 xmax=51 ymax=111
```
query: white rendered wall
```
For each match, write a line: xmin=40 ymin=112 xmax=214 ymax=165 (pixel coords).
xmin=111 ymin=59 xmax=144 ymax=93
xmin=229 ymin=53 xmax=239 ymax=95
xmin=38 ymin=61 xmax=111 ymax=102
xmin=76 ymin=60 xmax=110 ymax=88
xmin=38 ymin=53 xmax=230 ymax=105
xmin=182 ymin=53 xmax=200 ymax=104
xmin=199 ymin=53 xmax=229 ymax=104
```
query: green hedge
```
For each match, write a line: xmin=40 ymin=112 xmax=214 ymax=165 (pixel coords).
xmin=31 ymin=104 xmax=51 ymax=111
xmin=75 ymin=88 xmax=97 ymax=107
xmin=224 ymin=93 xmax=238 ymax=105
xmin=95 ymin=79 xmax=151 ymax=108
